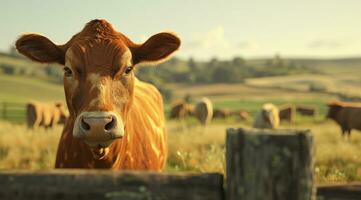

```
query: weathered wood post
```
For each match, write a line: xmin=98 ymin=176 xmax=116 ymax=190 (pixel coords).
xmin=226 ymin=128 xmax=315 ymax=200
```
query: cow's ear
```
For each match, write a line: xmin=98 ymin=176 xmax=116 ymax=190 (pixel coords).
xmin=16 ymin=34 xmax=65 ymax=65
xmin=132 ymin=32 xmax=180 ymax=65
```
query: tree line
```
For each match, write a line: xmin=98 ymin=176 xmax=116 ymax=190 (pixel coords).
xmin=136 ymin=54 xmax=316 ymax=85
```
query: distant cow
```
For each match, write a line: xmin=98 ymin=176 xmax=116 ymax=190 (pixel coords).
xmin=169 ymin=101 xmax=194 ymax=119
xmin=230 ymin=110 xmax=249 ymax=121
xmin=26 ymin=102 xmax=68 ymax=129
xmin=194 ymin=97 xmax=213 ymax=125
xmin=327 ymin=101 xmax=361 ymax=137
xmin=213 ymin=108 xmax=231 ymax=119
xmin=279 ymin=104 xmax=295 ymax=123
xmin=296 ymin=105 xmax=318 ymax=116
xmin=253 ymin=103 xmax=280 ymax=129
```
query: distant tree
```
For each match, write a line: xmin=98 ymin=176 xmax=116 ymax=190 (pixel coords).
xmin=212 ymin=64 xmax=243 ymax=83
xmin=273 ymin=54 xmax=284 ymax=68
xmin=157 ymin=86 xmax=173 ymax=103
xmin=0 ymin=64 xmax=16 ymax=75
xmin=232 ymin=56 xmax=245 ymax=66
xmin=208 ymin=57 xmax=219 ymax=68
xmin=188 ymin=57 xmax=197 ymax=70
xmin=265 ymin=59 xmax=273 ymax=67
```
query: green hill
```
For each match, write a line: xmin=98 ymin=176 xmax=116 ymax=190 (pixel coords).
xmin=0 ymin=74 xmax=65 ymax=103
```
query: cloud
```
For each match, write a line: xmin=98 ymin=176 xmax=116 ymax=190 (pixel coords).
xmin=184 ymin=26 xmax=229 ymax=50
xmin=181 ymin=26 xmax=257 ymax=59
xmin=236 ymin=41 xmax=258 ymax=49
xmin=307 ymin=39 xmax=343 ymax=49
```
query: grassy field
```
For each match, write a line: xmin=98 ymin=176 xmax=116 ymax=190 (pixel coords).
xmin=1 ymin=66 xmax=361 ymax=184
xmin=245 ymin=74 xmax=361 ymax=97
xmin=1 ymin=117 xmax=361 ymax=184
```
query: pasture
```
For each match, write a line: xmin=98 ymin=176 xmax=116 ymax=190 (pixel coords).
xmin=1 ymin=74 xmax=361 ymax=184
xmin=1 ymin=117 xmax=361 ymax=184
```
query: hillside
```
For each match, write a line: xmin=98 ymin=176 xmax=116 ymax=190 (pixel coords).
xmin=245 ymin=73 xmax=361 ymax=99
xmin=0 ymin=74 xmax=65 ymax=103
xmin=1 ymin=51 xmax=361 ymax=105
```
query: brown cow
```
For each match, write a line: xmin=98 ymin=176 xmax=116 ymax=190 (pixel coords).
xmin=278 ymin=104 xmax=295 ymax=123
xmin=213 ymin=108 xmax=231 ymax=119
xmin=26 ymin=101 xmax=68 ymax=129
xmin=169 ymin=101 xmax=194 ymax=119
xmin=232 ymin=110 xmax=250 ymax=121
xmin=327 ymin=101 xmax=361 ymax=137
xmin=16 ymin=19 xmax=180 ymax=170
xmin=296 ymin=105 xmax=318 ymax=116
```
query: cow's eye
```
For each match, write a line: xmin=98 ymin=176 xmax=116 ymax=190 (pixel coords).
xmin=124 ymin=66 xmax=133 ymax=75
xmin=64 ymin=67 xmax=73 ymax=77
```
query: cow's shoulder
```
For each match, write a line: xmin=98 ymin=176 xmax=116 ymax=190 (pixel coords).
xmin=130 ymin=78 xmax=165 ymax=126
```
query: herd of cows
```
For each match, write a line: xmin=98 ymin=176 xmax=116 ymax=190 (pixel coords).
xmin=27 ymin=98 xmax=361 ymax=139
xmin=169 ymin=98 xmax=361 ymax=137
xmin=169 ymin=98 xmax=317 ymax=125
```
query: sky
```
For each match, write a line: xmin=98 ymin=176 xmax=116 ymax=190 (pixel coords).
xmin=1 ymin=0 xmax=361 ymax=60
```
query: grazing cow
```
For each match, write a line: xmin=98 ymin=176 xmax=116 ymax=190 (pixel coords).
xmin=278 ymin=104 xmax=295 ymax=123
xmin=169 ymin=101 xmax=194 ymax=119
xmin=229 ymin=110 xmax=249 ymax=121
xmin=194 ymin=97 xmax=213 ymax=125
xmin=213 ymin=108 xmax=231 ymax=119
xmin=296 ymin=105 xmax=318 ymax=116
xmin=16 ymin=19 xmax=180 ymax=170
xmin=327 ymin=101 xmax=361 ymax=137
xmin=26 ymin=101 xmax=68 ymax=129
xmin=253 ymin=103 xmax=280 ymax=129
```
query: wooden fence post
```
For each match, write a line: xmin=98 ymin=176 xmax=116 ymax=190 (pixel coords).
xmin=226 ymin=128 xmax=315 ymax=200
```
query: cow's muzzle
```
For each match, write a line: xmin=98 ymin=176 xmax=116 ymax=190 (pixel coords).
xmin=73 ymin=111 xmax=124 ymax=150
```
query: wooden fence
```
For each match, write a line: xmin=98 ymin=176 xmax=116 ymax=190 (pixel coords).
xmin=0 ymin=102 xmax=25 ymax=123
xmin=0 ymin=128 xmax=360 ymax=200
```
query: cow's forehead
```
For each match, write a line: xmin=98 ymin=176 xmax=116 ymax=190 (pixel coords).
xmin=65 ymin=40 xmax=132 ymax=70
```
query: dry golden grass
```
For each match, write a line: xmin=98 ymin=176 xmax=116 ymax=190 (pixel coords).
xmin=0 ymin=122 xmax=62 ymax=169
xmin=1 ymin=118 xmax=361 ymax=184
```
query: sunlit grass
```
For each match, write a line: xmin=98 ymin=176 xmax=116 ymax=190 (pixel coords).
xmin=1 ymin=117 xmax=361 ymax=184
xmin=0 ymin=121 xmax=62 ymax=169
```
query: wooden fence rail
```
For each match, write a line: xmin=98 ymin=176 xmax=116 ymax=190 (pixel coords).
xmin=317 ymin=183 xmax=361 ymax=200
xmin=0 ymin=170 xmax=224 ymax=200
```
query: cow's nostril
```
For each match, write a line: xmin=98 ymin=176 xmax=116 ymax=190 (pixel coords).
xmin=104 ymin=117 xmax=116 ymax=131
xmin=81 ymin=118 xmax=91 ymax=131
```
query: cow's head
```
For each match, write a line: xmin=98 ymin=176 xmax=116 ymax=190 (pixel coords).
xmin=16 ymin=19 xmax=180 ymax=158
xmin=326 ymin=101 xmax=342 ymax=120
